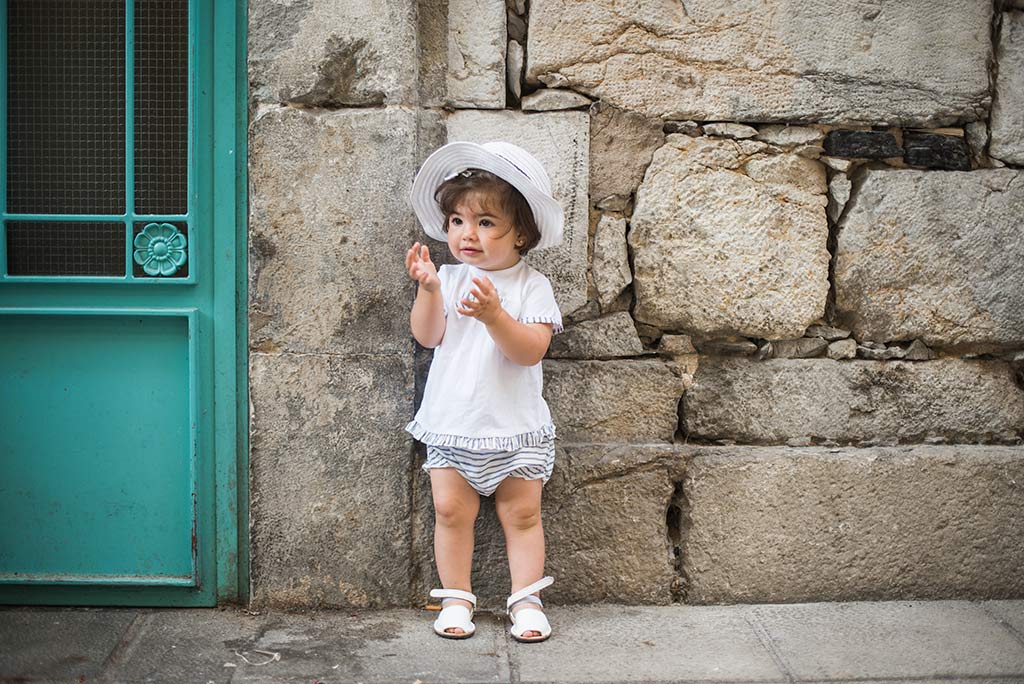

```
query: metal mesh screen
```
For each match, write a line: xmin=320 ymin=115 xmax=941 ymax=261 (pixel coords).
xmin=134 ymin=0 xmax=189 ymax=215
xmin=7 ymin=1 xmax=126 ymax=214
xmin=6 ymin=222 xmax=125 ymax=276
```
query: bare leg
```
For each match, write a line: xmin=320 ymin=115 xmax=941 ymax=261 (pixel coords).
xmin=430 ymin=467 xmax=480 ymax=635
xmin=495 ymin=476 xmax=545 ymax=638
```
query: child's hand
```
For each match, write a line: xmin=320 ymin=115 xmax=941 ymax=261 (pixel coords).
xmin=457 ymin=276 xmax=504 ymax=326
xmin=406 ymin=242 xmax=440 ymax=293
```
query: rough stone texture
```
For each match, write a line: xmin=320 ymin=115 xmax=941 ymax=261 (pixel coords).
xmin=827 ymin=338 xmax=858 ymax=359
xmin=903 ymin=132 xmax=971 ymax=171
xmin=823 ymin=130 xmax=903 ymax=158
xmin=249 ymin=0 xmax=417 ymax=107
xmin=765 ymin=337 xmax=828 ymax=359
xmin=521 ymin=89 xmax=593 ymax=111
xmin=544 ymin=360 xmax=685 ymax=443
xmin=249 ymin=107 xmax=422 ymax=355
xmin=447 ymin=110 xmax=590 ymax=314
xmin=592 ymin=215 xmax=631 ymax=309
xmin=630 ymin=135 xmax=830 ymax=338
xmin=411 ymin=444 xmax=680 ymax=608
xmin=526 ymin=0 xmax=992 ymax=125
xmin=682 ymin=445 xmax=1024 ymax=603
xmin=756 ymin=124 xmax=826 ymax=147
xmin=447 ymin=0 xmax=506 ymax=108
xmin=589 ymin=102 xmax=665 ymax=204
xmin=506 ymin=39 xmax=524 ymax=101
xmin=703 ymin=123 xmax=758 ymax=139
xmin=827 ymin=172 xmax=851 ymax=222
xmin=684 ymin=358 xmax=1024 ymax=445
xmin=249 ymin=353 xmax=415 ymax=609
xmin=547 ymin=312 xmax=645 ymax=359
xmin=807 ymin=324 xmax=851 ymax=340
xmin=835 ymin=169 xmax=1024 ymax=352
xmin=991 ymin=12 xmax=1024 ymax=165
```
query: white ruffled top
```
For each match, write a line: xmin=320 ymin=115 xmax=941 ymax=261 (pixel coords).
xmin=405 ymin=258 xmax=563 ymax=450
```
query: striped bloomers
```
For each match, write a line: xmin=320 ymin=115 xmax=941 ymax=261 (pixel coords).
xmin=422 ymin=434 xmax=556 ymax=497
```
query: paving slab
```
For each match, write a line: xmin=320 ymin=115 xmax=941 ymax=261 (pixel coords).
xmin=752 ymin=600 xmax=1024 ymax=681
xmin=511 ymin=604 xmax=787 ymax=683
xmin=0 ymin=607 xmax=137 ymax=682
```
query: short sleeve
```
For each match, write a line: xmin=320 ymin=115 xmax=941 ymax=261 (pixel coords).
xmin=519 ymin=273 xmax=564 ymax=335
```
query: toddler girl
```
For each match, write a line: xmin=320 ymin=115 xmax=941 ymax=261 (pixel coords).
xmin=404 ymin=141 xmax=564 ymax=642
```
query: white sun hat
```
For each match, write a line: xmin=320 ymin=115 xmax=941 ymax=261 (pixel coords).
xmin=409 ymin=141 xmax=565 ymax=251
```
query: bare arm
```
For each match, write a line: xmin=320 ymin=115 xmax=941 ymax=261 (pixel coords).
xmin=457 ymin=275 xmax=553 ymax=366
xmin=407 ymin=242 xmax=446 ymax=348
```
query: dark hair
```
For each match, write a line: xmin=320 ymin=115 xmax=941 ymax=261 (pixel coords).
xmin=434 ymin=169 xmax=542 ymax=255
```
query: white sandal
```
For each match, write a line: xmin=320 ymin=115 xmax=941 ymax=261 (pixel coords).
xmin=506 ymin=576 xmax=554 ymax=643
xmin=429 ymin=587 xmax=477 ymax=639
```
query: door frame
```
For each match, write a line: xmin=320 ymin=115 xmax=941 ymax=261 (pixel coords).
xmin=0 ymin=0 xmax=248 ymax=606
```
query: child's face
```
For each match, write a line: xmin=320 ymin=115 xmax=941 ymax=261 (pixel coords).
xmin=446 ymin=191 xmax=523 ymax=271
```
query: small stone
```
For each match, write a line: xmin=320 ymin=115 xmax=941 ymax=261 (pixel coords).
xmin=857 ymin=344 xmax=907 ymax=360
xmin=594 ymin=194 xmax=632 ymax=213
xmin=657 ymin=334 xmax=697 ymax=356
xmin=786 ymin=436 xmax=813 ymax=447
xmin=521 ymin=89 xmax=592 ymax=111
xmin=635 ymin=323 xmax=662 ymax=345
xmin=794 ymin=144 xmax=825 ymax=159
xmin=903 ymin=132 xmax=971 ymax=170
xmin=924 ymin=435 xmax=947 ymax=444
xmin=507 ymin=10 xmax=526 ymax=44
xmin=756 ymin=341 xmax=773 ymax=361
xmin=697 ymin=337 xmax=759 ymax=356
xmin=769 ymin=337 xmax=828 ymax=358
xmin=823 ymin=130 xmax=903 ymax=158
xmin=664 ymin=120 xmax=701 ymax=135
xmin=703 ymin=122 xmax=759 ymax=139
xmin=827 ymin=172 xmax=851 ymax=223
xmin=592 ymin=215 xmax=632 ymax=309
xmin=806 ymin=324 xmax=851 ymax=340
xmin=827 ymin=338 xmax=857 ymax=359
xmin=506 ymin=40 xmax=524 ymax=100
xmin=547 ymin=312 xmax=644 ymax=359
xmin=756 ymin=124 xmax=825 ymax=147
xmin=904 ymin=339 xmax=937 ymax=361
xmin=964 ymin=121 xmax=992 ymax=168
xmin=821 ymin=156 xmax=853 ymax=172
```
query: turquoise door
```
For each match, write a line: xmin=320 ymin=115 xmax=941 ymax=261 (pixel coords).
xmin=0 ymin=0 xmax=247 ymax=605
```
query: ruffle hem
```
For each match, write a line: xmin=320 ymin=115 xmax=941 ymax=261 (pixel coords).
xmin=405 ymin=420 xmax=556 ymax=451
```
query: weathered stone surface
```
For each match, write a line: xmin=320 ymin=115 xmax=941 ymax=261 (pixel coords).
xmin=835 ymin=169 xmax=1024 ymax=351
xmin=827 ymin=338 xmax=857 ymax=359
xmin=447 ymin=110 xmax=590 ymax=314
xmin=630 ymin=135 xmax=829 ymax=338
xmin=823 ymin=130 xmax=902 ymax=158
xmin=806 ymin=324 xmax=851 ymax=340
xmin=249 ymin=0 xmax=417 ymax=107
xmin=589 ymin=102 xmax=665 ymax=203
xmin=249 ymin=107 xmax=421 ymax=355
xmin=991 ymin=12 xmax=1024 ymax=165
xmin=682 ymin=445 xmax=1024 ymax=603
xmin=904 ymin=338 xmax=937 ymax=361
xmin=547 ymin=312 xmax=644 ymax=359
xmin=506 ymin=39 xmax=524 ymax=101
xmin=684 ymin=358 xmax=1024 ymax=445
xmin=696 ymin=337 xmax=759 ymax=356
xmin=249 ymin=353 xmax=414 ymax=609
xmin=821 ymin=156 xmax=853 ymax=172
xmin=521 ymin=89 xmax=592 ymax=111
xmin=826 ymin=172 xmax=851 ymax=222
xmin=903 ymin=132 xmax=971 ymax=170
xmin=765 ymin=337 xmax=828 ymax=359
xmin=658 ymin=334 xmax=697 ymax=356
xmin=703 ymin=123 xmax=758 ymax=139
xmin=526 ymin=0 xmax=992 ymax=125
xmin=411 ymin=444 xmax=680 ymax=608
xmin=544 ymin=360 xmax=685 ymax=443
xmin=664 ymin=121 xmax=700 ymax=136
xmin=507 ymin=9 xmax=526 ymax=44
xmin=856 ymin=343 xmax=907 ymax=360
xmin=592 ymin=215 xmax=631 ymax=309
xmin=447 ymin=0 xmax=505 ymax=108
xmin=756 ymin=125 xmax=825 ymax=147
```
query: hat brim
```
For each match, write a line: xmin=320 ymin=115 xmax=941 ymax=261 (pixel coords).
xmin=410 ymin=141 xmax=564 ymax=251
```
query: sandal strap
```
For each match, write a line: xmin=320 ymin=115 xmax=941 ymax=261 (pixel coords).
xmin=506 ymin=576 xmax=554 ymax=610
xmin=430 ymin=588 xmax=477 ymax=606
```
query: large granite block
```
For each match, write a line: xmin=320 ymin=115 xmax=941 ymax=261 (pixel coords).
xmin=526 ymin=0 xmax=992 ymax=125
xmin=684 ymin=358 xmax=1024 ymax=445
xmin=681 ymin=445 xmax=1024 ymax=603
xmin=835 ymin=169 xmax=1024 ymax=352
xmin=249 ymin=352 xmax=415 ymax=609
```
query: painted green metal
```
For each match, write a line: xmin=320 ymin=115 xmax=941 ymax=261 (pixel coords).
xmin=0 ymin=0 xmax=246 ymax=606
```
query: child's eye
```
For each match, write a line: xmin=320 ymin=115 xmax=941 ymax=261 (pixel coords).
xmin=480 ymin=220 xmax=493 ymax=228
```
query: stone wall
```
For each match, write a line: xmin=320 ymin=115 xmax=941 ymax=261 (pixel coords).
xmin=247 ymin=0 xmax=1024 ymax=609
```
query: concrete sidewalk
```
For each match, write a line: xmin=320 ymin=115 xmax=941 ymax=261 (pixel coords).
xmin=2 ymin=599 xmax=1023 ymax=683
